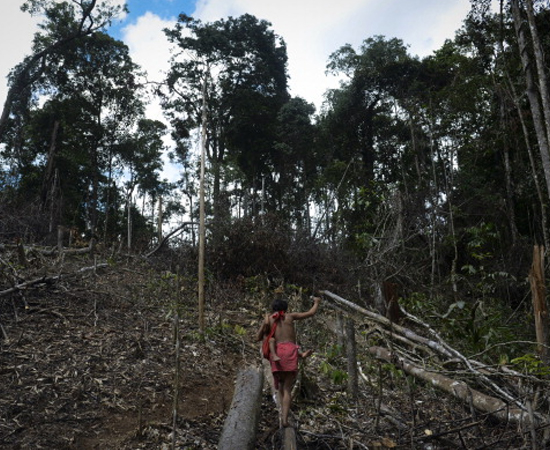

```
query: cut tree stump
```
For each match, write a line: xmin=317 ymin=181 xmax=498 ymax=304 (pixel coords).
xmin=218 ymin=366 xmax=264 ymax=450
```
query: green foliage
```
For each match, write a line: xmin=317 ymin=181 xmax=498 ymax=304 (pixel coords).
xmin=402 ymin=291 xmax=519 ymax=360
xmin=318 ymin=344 xmax=348 ymax=385
xmin=511 ymin=354 xmax=550 ymax=377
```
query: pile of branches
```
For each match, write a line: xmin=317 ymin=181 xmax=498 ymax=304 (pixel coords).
xmin=322 ymin=290 xmax=550 ymax=447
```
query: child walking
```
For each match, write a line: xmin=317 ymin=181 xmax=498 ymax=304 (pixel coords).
xmin=256 ymin=294 xmax=321 ymax=427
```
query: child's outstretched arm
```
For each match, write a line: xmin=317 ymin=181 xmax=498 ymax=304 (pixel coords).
xmin=290 ymin=296 xmax=321 ymax=321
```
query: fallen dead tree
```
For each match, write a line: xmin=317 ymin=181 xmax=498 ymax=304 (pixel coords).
xmin=0 ymin=262 xmax=108 ymax=298
xmin=369 ymin=346 xmax=538 ymax=426
xmin=321 ymin=290 xmax=550 ymax=430
xmin=218 ymin=366 xmax=264 ymax=450
xmin=145 ymin=222 xmax=197 ymax=258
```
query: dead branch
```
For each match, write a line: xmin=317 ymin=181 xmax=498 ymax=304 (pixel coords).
xmin=0 ymin=263 xmax=108 ymax=298
xmin=321 ymin=289 xmax=550 ymax=429
xmin=368 ymin=345 xmax=548 ymax=427
xmin=145 ymin=222 xmax=196 ymax=258
xmin=322 ymin=290 xmax=454 ymax=358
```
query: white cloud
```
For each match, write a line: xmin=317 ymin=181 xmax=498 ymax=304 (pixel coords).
xmin=0 ymin=3 xmax=40 ymax=108
xmin=188 ymin=0 xmax=472 ymax=110
xmin=122 ymin=12 xmax=175 ymax=115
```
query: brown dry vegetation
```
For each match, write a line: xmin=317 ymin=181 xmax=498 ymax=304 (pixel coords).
xmin=0 ymin=244 xmax=537 ymax=449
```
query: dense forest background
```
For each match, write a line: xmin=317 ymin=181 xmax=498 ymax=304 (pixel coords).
xmin=2 ymin=0 xmax=550 ymax=390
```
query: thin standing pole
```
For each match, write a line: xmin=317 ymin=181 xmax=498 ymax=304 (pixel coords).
xmin=198 ymin=71 xmax=208 ymax=332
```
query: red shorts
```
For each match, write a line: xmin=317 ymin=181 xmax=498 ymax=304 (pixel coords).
xmin=270 ymin=342 xmax=299 ymax=373
xmin=271 ymin=342 xmax=299 ymax=389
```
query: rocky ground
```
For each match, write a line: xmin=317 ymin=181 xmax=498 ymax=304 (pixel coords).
xmin=0 ymin=251 xmax=532 ymax=449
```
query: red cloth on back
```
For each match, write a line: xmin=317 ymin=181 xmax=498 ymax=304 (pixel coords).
xmin=261 ymin=311 xmax=285 ymax=360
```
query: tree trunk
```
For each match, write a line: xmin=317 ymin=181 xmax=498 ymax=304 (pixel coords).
xmin=498 ymin=9 xmax=550 ymax=250
xmin=529 ymin=245 xmax=549 ymax=362
xmin=345 ymin=318 xmax=358 ymax=401
xmin=280 ymin=427 xmax=297 ymax=450
xmin=218 ymin=366 xmax=264 ymax=450
xmin=499 ymin=93 xmax=519 ymax=245
xmin=127 ymin=190 xmax=133 ymax=251
xmin=41 ymin=120 xmax=60 ymax=212
xmin=198 ymin=73 xmax=208 ymax=332
xmin=511 ymin=0 xmax=550 ymax=198
xmin=157 ymin=196 xmax=163 ymax=244
xmin=524 ymin=0 xmax=550 ymax=146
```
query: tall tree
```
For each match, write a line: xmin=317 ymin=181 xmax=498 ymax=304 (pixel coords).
xmin=162 ymin=13 xmax=289 ymax=225
xmin=270 ymin=97 xmax=317 ymax=229
xmin=1 ymin=29 xmax=146 ymax=240
xmin=0 ymin=0 xmax=126 ymax=141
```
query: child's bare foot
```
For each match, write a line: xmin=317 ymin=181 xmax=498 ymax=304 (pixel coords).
xmin=300 ymin=349 xmax=313 ymax=358
xmin=272 ymin=354 xmax=281 ymax=362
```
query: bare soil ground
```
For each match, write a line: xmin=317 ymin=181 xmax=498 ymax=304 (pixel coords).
xmin=0 ymin=252 xmax=530 ymax=449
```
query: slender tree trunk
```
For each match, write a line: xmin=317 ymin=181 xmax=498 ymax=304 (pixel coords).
xmin=103 ymin=148 xmax=114 ymax=244
xmin=127 ymin=186 xmax=134 ymax=251
xmin=498 ymin=14 xmax=550 ymax=249
xmin=157 ymin=196 xmax=163 ymax=244
xmin=49 ymin=169 xmax=59 ymax=234
xmin=529 ymin=245 xmax=549 ymax=363
xmin=498 ymin=91 xmax=519 ymax=245
xmin=188 ymin=192 xmax=196 ymax=247
xmin=345 ymin=318 xmax=358 ymax=401
xmin=89 ymin=143 xmax=100 ymax=238
xmin=511 ymin=0 xmax=550 ymax=198
xmin=524 ymin=0 xmax=550 ymax=144
xmin=41 ymin=120 xmax=60 ymax=212
xmin=198 ymin=74 xmax=208 ymax=332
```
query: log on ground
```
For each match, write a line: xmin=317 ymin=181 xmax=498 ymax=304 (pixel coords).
xmin=369 ymin=346 xmax=546 ymax=427
xmin=218 ymin=365 xmax=264 ymax=450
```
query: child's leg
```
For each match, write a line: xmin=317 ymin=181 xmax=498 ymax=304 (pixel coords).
xmin=269 ymin=338 xmax=280 ymax=361
xmin=299 ymin=349 xmax=313 ymax=358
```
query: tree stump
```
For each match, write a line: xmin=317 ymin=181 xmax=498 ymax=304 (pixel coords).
xmin=345 ymin=317 xmax=358 ymax=401
xmin=218 ymin=366 xmax=264 ymax=450
xmin=529 ymin=245 xmax=548 ymax=362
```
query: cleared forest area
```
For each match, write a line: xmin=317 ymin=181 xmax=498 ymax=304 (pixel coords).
xmin=1 ymin=243 xmax=548 ymax=449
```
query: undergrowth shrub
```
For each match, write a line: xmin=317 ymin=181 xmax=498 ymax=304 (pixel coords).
xmin=208 ymin=213 xmax=350 ymax=289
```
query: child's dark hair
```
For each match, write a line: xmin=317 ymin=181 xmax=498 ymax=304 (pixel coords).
xmin=272 ymin=298 xmax=288 ymax=312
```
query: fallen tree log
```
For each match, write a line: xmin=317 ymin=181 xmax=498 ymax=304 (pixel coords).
xmin=322 ymin=290 xmax=529 ymax=408
xmin=368 ymin=346 xmax=548 ymax=428
xmin=218 ymin=366 xmax=264 ymax=450
xmin=0 ymin=263 xmax=108 ymax=298
xmin=281 ymin=427 xmax=297 ymax=450
xmin=322 ymin=290 xmax=455 ymax=359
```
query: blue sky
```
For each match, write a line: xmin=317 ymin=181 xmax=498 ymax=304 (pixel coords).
xmin=1 ymin=0 xmax=483 ymax=115
xmin=109 ymin=0 xmax=196 ymax=37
